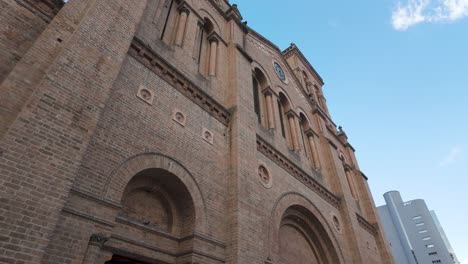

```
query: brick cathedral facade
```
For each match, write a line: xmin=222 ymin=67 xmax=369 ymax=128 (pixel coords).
xmin=0 ymin=0 xmax=394 ymax=263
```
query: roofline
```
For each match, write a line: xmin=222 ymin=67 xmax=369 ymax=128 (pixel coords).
xmin=283 ymin=44 xmax=324 ymax=86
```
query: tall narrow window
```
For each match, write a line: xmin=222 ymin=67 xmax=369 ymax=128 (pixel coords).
xmin=278 ymin=100 xmax=286 ymax=138
xmin=252 ymin=68 xmax=274 ymax=128
xmin=278 ymin=93 xmax=298 ymax=150
xmin=345 ymin=167 xmax=358 ymax=200
xmin=160 ymin=0 xmax=175 ymax=40
xmin=299 ymin=114 xmax=309 ymax=154
xmin=252 ymin=77 xmax=261 ymax=123
xmin=198 ymin=18 xmax=215 ymax=76
xmin=300 ymin=113 xmax=320 ymax=169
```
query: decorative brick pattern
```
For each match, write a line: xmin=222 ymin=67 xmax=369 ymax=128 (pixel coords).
xmin=14 ymin=0 xmax=64 ymax=22
xmin=128 ymin=37 xmax=231 ymax=126
xmin=257 ymin=135 xmax=341 ymax=209
xmin=357 ymin=213 xmax=378 ymax=237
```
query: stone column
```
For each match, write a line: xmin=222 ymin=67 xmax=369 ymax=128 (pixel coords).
xmin=306 ymin=131 xmax=321 ymax=169
xmin=82 ymin=234 xmax=109 ymax=264
xmin=287 ymin=112 xmax=299 ymax=150
xmin=264 ymin=90 xmax=275 ymax=129
xmin=175 ymin=7 xmax=190 ymax=46
xmin=208 ymin=37 xmax=219 ymax=76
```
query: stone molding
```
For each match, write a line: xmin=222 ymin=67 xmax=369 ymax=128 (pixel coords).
xmin=128 ymin=37 xmax=231 ymax=126
xmin=257 ymin=136 xmax=341 ymax=209
xmin=15 ymin=0 xmax=64 ymax=23
xmin=116 ymin=216 xmax=225 ymax=248
xmin=356 ymin=213 xmax=378 ymax=237
xmin=108 ymin=235 xmax=225 ymax=263
xmin=62 ymin=207 xmax=116 ymax=227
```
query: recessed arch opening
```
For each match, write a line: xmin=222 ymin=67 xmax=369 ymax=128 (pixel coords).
xmin=119 ymin=168 xmax=196 ymax=237
xmin=279 ymin=205 xmax=340 ymax=264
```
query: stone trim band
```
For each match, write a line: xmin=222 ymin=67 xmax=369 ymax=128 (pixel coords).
xmin=128 ymin=37 xmax=231 ymax=126
xmin=257 ymin=136 xmax=341 ymax=209
xmin=15 ymin=0 xmax=64 ymax=23
xmin=356 ymin=213 xmax=378 ymax=237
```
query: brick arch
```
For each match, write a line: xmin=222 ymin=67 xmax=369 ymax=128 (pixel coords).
xmin=251 ymin=61 xmax=273 ymax=89
xmin=277 ymin=87 xmax=295 ymax=112
xmin=102 ymin=152 xmax=207 ymax=232
xmin=198 ymin=9 xmax=222 ymax=35
xmin=267 ymin=192 xmax=344 ymax=264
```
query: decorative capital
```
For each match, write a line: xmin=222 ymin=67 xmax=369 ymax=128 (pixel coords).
xmin=179 ymin=6 xmax=190 ymax=15
xmin=209 ymin=36 xmax=219 ymax=43
xmin=286 ymin=110 xmax=296 ymax=119
xmin=264 ymin=90 xmax=273 ymax=96
xmin=305 ymin=129 xmax=316 ymax=138
xmin=344 ymin=163 xmax=353 ymax=172
xmin=89 ymin=233 xmax=109 ymax=247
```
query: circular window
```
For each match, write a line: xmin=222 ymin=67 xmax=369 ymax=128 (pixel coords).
xmin=331 ymin=214 xmax=342 ymax=233
xmin=273 ymin=61 xmax=288 ymax=84
xmin=258 ymin=165 xmax=272 ymax=188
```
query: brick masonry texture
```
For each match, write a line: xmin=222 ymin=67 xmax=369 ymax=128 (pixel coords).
xmin=0 ymin=0 xmax=394 ymax=263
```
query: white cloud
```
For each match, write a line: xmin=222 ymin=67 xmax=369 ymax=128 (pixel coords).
xmin=439 ymin=145 xmax=464 ymax=167
xmin=460 ymin=259 xmax=468 ymax=264
xmin=392 ymin=0 xmax=468 ymax=30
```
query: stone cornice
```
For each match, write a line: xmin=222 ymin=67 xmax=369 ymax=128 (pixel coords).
xmin=70 ymin=187 xmax=122 ymax=209
xmin=356 ymin=213 xmax=378 ymax=237
xmin=359 ymin=170 xmax=369 ymax=181
xmin=257 ymin=136 xmax=341 ymax=209
xmin=15 ymin=0 xmax=64 ymax=23
xmin=129 ymin=37 xmax=231 ymax=126
xmin=62 ymin=207 xmax=115 ymax=227
xmin=109 ymin=234 xmax=225 ymax=262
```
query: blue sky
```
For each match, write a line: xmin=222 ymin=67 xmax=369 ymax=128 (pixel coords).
xmin=233 ymin=0 xmax=468 ymax=262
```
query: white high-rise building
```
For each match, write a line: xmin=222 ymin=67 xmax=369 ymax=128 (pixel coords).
xmin=377 ymin=191 xmax=460 ymax=264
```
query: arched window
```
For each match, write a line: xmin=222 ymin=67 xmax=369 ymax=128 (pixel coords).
xmin=299 ymin=113 xmax=320 ymax=169
xmin=345 ymin=166 xmax=359 ymax=201
xmin=278 ymin=93 xmax=299 ymax=150
xmin=252 ymin=68 xmax=275 ymax=128
xmin=196 ymin=18 xmax=219 ymax=77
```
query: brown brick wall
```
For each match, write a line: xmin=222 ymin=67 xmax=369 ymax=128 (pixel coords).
xmin=0 ymin=0 xmax=394 ymax=263
xmin=0 ymin=1 xmax=147 ymax=263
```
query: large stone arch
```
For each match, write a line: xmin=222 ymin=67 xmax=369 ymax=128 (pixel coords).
xmin=268 ymin=192 xmax=344 ymax=264
xmin=102 ymin=152 xmax=207 ymax=233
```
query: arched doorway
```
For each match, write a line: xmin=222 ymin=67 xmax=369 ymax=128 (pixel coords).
xmin=117 ymin=168 xmax=196 ymax=237
xmin=279 ymin=206 xmax=335 ymax=264
xmin=269 ymin=193 xmax=344 ymax=264
xmin=99 ymin=153 xmax=208 ymax=264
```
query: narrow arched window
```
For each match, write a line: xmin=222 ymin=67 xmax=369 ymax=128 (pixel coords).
xmin=345 ymin=166 xmax=359 ymax=200
xmin=278 ymin=100 xmax=286 ymax=138
xmin=278 ymin=93 xmax=299 ymax=150
xmin=252 ymin=76 xmax=261 ymax=123
xmin=299 ymin=113 xmax=320 ymax=169
xmin=197 ymin=18 xmax=218 ymax=77
xmin=252 ymin=68 xmax=275 ymax=128
xmin=299 ymin=114 xmax=309 ymax=154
